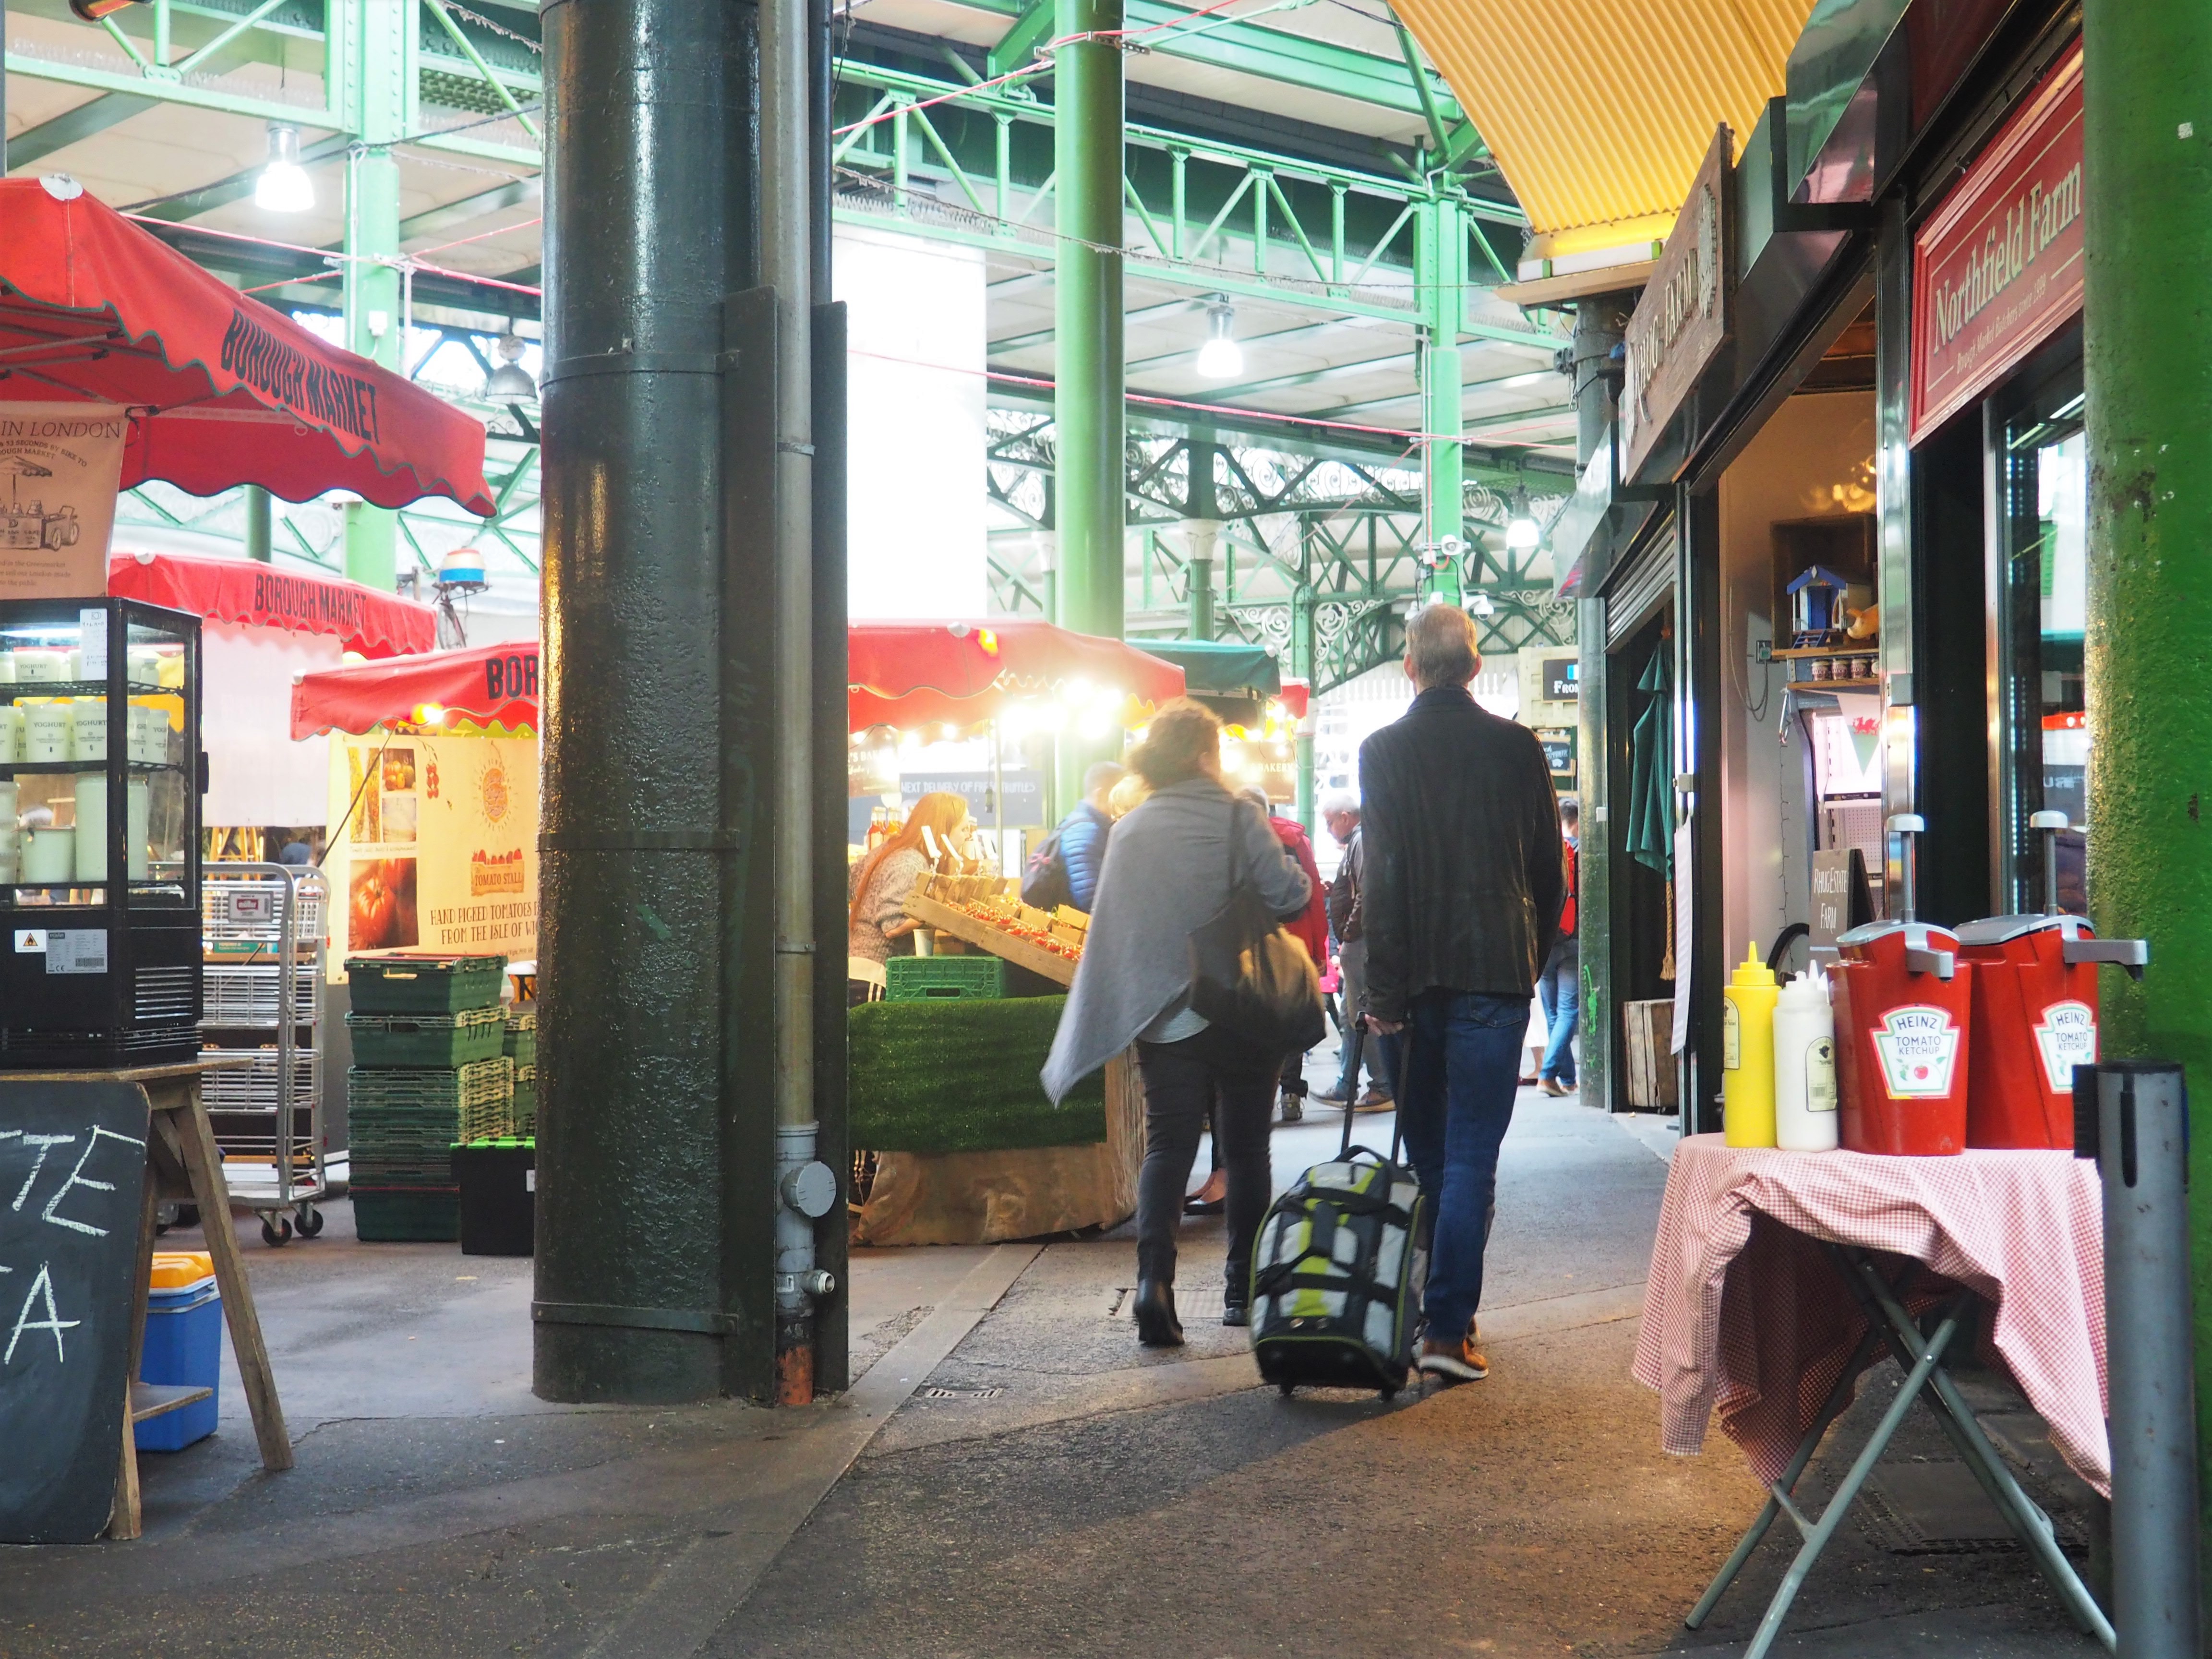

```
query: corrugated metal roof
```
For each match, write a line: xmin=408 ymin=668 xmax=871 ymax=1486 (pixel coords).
xmin=1393 ymin=0 xmax=1815 ymax=252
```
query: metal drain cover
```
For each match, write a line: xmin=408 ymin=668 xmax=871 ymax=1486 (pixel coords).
xmin=920 ymin=1385 xmax=1003 ymax=1400
xmin=1110 ymin=1286 xmax=1227 ymax=1320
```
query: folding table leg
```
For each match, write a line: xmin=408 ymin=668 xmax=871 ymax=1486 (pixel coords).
xmin=1737 ymin=1298 xmax=1970 ymax=1659
xmin=1684 ymin=1322 xmax=1886 ymax=1631
xmin=1838 ymin=1251 xmax=2116 ymax=1651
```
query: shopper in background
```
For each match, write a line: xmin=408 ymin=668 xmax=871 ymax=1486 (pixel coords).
xmin=1024 ymin=761 xmax=1123 ymax=912
xmin=848 ymin=791 xmax=975 ymax=966
xmin=1312 ymin=790 xmax=1390 ymax=1111
xmin=1106 ymin=770 xmax=1152 ymax=820
xmin=1043 ymin=699 xmax=1311 ymax=1348
xmin=1361 ymin=604 xmax=1563 ymax=1386
xmin=1536 ymin=799 xmax=1581 ymax=1097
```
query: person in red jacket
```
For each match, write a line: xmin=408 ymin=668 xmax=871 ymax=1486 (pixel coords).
xmin=1187 ymin=787 xmax=1331 ymax=1213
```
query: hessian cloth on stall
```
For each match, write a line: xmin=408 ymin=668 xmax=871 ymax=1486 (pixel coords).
xmin=0 ymin=176 xmax=492 ymax=514
xmin=1633 ymin=1135 xmax=2109 ymax=1494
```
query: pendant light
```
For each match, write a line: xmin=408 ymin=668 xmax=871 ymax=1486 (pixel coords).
xmin=254 ymin=124 xmax=315 ymax=215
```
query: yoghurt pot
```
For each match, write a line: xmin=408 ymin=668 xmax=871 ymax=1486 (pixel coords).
xmin=24 ymin=702 xmax=72 ymax=763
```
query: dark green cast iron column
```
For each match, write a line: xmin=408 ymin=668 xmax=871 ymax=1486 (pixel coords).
xmin=1051 ymin=0 xmax=1124 ymax=645
xmin=2082 ymin=0 xmax=2212 ymax=1525
xmin=535 ymin=0 xmax=756 ymax=1403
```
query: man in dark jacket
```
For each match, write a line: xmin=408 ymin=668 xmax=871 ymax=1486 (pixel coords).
xmin=1361 ymin=602 xmax=1563 ymax=1384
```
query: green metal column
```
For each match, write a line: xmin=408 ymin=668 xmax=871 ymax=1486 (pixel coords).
xmin=2082 ymin=0 xmax=2212 ymax=1527
xmin=1417 ymin=195 xmax=1464 ymax=606
xmin=1051 ymin=0 xmax=1123 ymax=643
xmin=342 ymin=0 xmax=408 ymax=592
xmin=242 ymin=486 xmax=272 ymax=564
xmin=1290 ymin=582 xmax=1315 ymax=832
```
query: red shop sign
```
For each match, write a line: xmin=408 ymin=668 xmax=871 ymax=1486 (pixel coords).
xmin=1910 ymin=42 xmax=2082 ymax=443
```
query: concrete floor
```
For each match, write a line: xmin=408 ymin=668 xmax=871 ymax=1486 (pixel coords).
xmin=0 ymin=1061 xmax=2109 ymax=1659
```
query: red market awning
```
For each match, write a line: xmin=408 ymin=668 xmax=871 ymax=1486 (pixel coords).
xmin=848 ymin=619 xmax=1186 ymax=732
xmin=294 ymin=622 xmax=1187 ymax=741
xmin=0 ymin=175 xmax=493 ymax=514
xmin=110 ymin=551 xmax=435 ymax=659
xmin=292 ymin=639 xmax=538 ymax=739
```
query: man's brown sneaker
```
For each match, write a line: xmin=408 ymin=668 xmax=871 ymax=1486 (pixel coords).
xmin=1417 ymin=1331 xmax=1489 ymax=1384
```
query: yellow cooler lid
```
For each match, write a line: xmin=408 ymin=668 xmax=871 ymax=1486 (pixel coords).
xmin=150 ymin=1250 xmax=214 ymax=1289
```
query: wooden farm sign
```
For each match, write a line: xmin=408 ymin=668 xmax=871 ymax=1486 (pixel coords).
xmin=1621 ymin=126 xmax=1732 ymax=481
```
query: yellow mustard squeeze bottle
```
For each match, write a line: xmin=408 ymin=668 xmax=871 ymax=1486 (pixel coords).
xmin=1722 ymin=943 xmax=1780 ymax=1147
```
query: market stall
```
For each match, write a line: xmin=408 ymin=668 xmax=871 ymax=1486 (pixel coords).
xmin=290 ymin=639 xmax=541 ymax=968
xmin=842 ymin=620 xmax=1185 ymax=1245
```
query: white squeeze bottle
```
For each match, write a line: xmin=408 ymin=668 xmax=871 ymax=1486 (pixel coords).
xmin=1772 ymin=969 xmax=1839 ymax=1152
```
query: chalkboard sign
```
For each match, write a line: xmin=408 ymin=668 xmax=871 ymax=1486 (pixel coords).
xmin=0 ymin=1082 xmax=151 ymax=1543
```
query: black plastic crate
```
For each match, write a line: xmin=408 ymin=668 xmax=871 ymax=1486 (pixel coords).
xmin=451 ymin=1140 xmax=534 ymax=1256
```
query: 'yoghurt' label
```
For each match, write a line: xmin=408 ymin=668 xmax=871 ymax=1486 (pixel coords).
xmin=1871 ymin=1005 xmax=1961 ymax=1098
xmin=2033 ymin=999 xmax=2097 ymax=1094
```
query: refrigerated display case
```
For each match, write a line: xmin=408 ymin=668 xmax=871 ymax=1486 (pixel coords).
xmin=0 ymin=598 xmax=202 ymax=1068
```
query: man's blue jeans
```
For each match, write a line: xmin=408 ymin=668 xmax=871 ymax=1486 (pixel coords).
xmin=1393 ymin=988 xmax=1527 ymax=1343
xmin=1537 ymin=937 xmax=1579 ymax=1086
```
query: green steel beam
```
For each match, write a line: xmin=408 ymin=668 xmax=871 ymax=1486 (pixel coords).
xmin=4 ymin=48 xmax=333 ymax=126
xmin=942 ymin=0 xmax=1461 ymax=121
xmin=6 ymin=91 xmax=159 ymax=167
xmin=397 ymin=174 xmax=541 ymax=242
xmin=1394 ymin=23 xmax=1450 ymax=158
xmin=341 ymin=0 xmax=409 ymax=590
xmin=130 ymin=131 xmax=352 ymax=221
xmin=1459 ymin=399 xmax=1574 ymax=435
xmin=986 ymin=0 xmax=1056 ymax=77
xmin=1418 ymin=197 xmax=1463 ymax=602
xmin=991 ymin=294 xmax=1200 ymax=356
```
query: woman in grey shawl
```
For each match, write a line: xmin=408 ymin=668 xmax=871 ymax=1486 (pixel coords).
xmin=1042 ymin=699 xmax=1310 ymax=1347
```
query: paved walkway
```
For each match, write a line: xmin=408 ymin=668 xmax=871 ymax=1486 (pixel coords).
xmin=0 ymin=1084 xmax=2107 ymax=1658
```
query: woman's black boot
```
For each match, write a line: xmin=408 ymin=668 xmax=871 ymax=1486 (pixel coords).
xmin=1133 ymin=1278 xmax=1184 ymax=1348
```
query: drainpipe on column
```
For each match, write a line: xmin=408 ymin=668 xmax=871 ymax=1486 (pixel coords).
xmin=763 ymin=0 xmax=835 ymax=1405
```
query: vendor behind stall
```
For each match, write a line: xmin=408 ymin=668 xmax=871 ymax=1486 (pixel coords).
xmin=849 ymin=790 xmax=975 ymax=963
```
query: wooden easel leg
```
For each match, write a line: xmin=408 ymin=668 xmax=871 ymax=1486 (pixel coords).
xmin=108 ymin=1392 xmax=142 ymax=1541
xmin=169 ymin=1100 xmax=293 ymax=1472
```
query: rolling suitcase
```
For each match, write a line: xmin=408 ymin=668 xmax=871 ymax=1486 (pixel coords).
xmin=1250 ymin=1018 xmax=1425 ymax=1397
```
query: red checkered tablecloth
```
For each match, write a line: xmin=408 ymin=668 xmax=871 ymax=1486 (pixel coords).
xmin=1631 ymin=1135 xmax=2108 ymax=1494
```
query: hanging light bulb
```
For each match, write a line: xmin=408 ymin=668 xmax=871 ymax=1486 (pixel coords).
xmin=1503 ymin=482 xmax=1540 ymax=551
xmin=1194 ymin=301 xmax=1243 ymax=381
xmin=253 ymin=124 xmax=315 ymax=215
xmin=484 ymin=328 xmax=538 ymax=399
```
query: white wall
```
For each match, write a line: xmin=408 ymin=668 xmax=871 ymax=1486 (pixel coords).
xmin=1716 ymin=391 xmax=1877 ymax=968
xmin=202 ymin=621 xmax=342 ymax=826
xmin=834 ymin=225 xmax=988 ymax=620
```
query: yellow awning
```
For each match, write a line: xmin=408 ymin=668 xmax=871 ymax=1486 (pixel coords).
xmin=1394 ymin=0 xmax=1815 ymax=259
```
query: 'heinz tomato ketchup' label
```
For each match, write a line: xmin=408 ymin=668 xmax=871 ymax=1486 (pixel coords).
xmin=2033 ymin=999 xmax=2097 ymax=1094
xmin=1871 ymin=1005 xmax=1961 ymax=1097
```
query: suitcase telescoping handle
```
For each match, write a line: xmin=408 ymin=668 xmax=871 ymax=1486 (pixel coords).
xmin=1340 ymin=1011 xmax=1414 ymax=1168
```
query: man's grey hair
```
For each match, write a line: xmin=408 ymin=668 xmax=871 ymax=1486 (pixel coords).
xmin=1319 ymin=790 xmax=1360 ymax=819
xmin=1405 ymin=601 xmax=1480 ymax=688
xmin=1083 ymin=760 xmax=1126 ymax=796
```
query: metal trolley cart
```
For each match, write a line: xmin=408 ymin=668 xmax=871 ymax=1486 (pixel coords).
xmin=201 ymin=862 xmax=337 ymax=1244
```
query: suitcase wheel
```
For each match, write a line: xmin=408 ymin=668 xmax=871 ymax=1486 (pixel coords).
xmin=1277 ymin=1380 xmax=1296 ymax=1397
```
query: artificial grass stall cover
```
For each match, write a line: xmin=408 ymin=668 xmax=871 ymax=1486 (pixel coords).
xmin=850 ymin=996 xmax=1106 ymax=1154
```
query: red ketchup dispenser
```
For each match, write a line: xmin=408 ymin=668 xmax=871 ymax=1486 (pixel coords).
xmin=1831 ymin=815 xmax=1974 ymax=1155
xmin=1957 ymin=810 xmax=2150 ymax=1148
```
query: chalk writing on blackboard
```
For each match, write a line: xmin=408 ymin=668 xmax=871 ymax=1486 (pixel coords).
xmin=1 ymin=1082 xmax=151 ymax=1543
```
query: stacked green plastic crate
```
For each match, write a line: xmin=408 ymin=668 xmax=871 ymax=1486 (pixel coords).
xmin=346 ymin=956 xmax=510 ymax=1241
xmin=505 ymin=1009 xmax=537 ymax=1136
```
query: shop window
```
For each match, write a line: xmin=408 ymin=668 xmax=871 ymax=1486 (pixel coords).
xmin=1996 ymin=365 xmax=2087 ymax=914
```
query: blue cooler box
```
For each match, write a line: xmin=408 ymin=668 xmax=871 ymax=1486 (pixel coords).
xmin=139 ymin=1254 xmax=221 ymax=1451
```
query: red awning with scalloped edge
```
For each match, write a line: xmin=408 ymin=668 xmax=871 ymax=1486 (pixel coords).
xmin=110 ymin=552 xmax=435 ymax=660
xmin=0 ymin=175 xmax=492 ymax=514
xmin=848 ymin=620 xmax=1186 ymax=732
xmin=292 ymin=639 xmax=538 ymax=738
